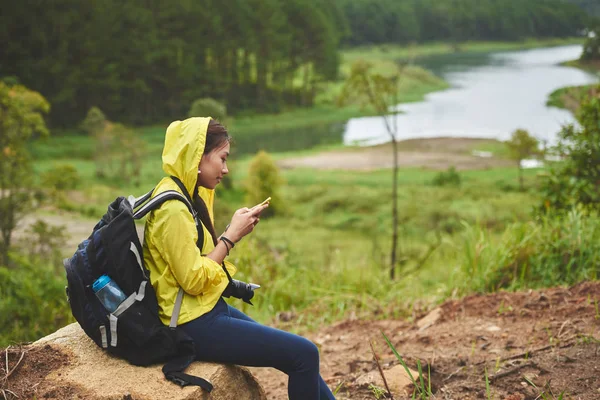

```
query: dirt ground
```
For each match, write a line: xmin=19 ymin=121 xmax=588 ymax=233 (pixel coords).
xmin=250 ymin=281 xmax=600 ymax=399
xmin=277 ymin=137 xmax=514 ymax=171
xmin=3 ymin=282 xmax=598 ymax=399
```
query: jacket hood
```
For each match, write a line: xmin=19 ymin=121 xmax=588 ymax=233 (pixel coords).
xmin=162 ymin=117 xmax=211 ymax=198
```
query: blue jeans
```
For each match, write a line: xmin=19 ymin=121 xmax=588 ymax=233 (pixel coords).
xmin=180 ymin=298 xmax=335 ymax=400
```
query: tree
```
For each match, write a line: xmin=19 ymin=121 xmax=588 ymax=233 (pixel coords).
xmin=245 ymin=151 xmax=284 ymax=218
xmin=540 ymin=89 xmax=600 ymax=212
xmin=0 ymin=82 xmax=50 ymax=265
xmin=581 ymin=26 xmax=600 ymax=61
xmin=188 ymin=98 xmax=227 ymax=123
xmin=338 ymin=60 xmax=403 ymax=279
xmin=505 ymin=129 xmax=539 ymax=191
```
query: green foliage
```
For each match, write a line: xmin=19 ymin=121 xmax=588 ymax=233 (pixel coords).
xmin=0 ymin=82 xmax=50 ymax=265
xmin=41 ymin=164 xmax=81 ymax=200
xmin=539 ymin=91 xmax=600 ymax=212
xmin=188 ymin=98 xmax=227 ymax=123
xmin=506 ymin=129 xmax=540 ymax=190
xmin=0 ymin=254 xmax=71 ymax=346
xmin=581 ymin=26 xmax=600 ymax=61
xmin=80 ymin=106 xmax=107 ymax=136
xmin=20 ymin=220 xmax=69 ymax=271
xmin=340 ymin=0 xmax=586 ymax=46
xmin=546 ymin=84 xmax=596 ymax=112
xmin=459 ymin=208 xmax=600 ymax=293
xmin=567 ymin=0 xmax=600 ymax=16
xmin=382 ymin=332 xmax=433 ymax=399
xmin=337 ymin=59 xmax=400 ymax=116
xmin=90 ymin=121 xmax=146 ymax=186
xmin=1 ymin=0 xmax=584 ymax=127
xmin=0 ymin=0 xmax=345 ymax=126
xmin=431 ymin=166 xmax=461 ymax=187
xmin=506 ymin=129 xmax=540 ymax=163
xmin=245 ymin=151 xmax=284 ymax=217
xmin=368 ymin=384 xmax=387 ymax=399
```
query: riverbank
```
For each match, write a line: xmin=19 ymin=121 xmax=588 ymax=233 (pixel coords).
xmin=547 ymin=59 xmax=600 ymax=111
xmin=236 ymin=38 xmax=586 ymax=154
xmin=277 ymin=137 xmax=513 ymax=171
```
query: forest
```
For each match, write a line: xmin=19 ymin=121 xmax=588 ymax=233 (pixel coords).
xmin=0 ymin=0 xmax=592 ymax=127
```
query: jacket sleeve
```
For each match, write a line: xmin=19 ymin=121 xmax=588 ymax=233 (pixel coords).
xmin=149 ymin=200 xmax=226 ymax=296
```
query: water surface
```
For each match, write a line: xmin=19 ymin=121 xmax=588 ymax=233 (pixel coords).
xmin=344 ymin=45 xmax=598 ymax=145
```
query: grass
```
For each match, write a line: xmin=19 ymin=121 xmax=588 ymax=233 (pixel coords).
xmin=547 ymin=59 xmax=600 ymax=110
xmin=19 ymin=131 xmax=600 ymax=342
xmin=382 ymin=332 xmax=433 ymax=399
xmin=547 ymin=84 xmax=598 ymax=111
xmin=32 ymin=136 xmax=557 ymax=330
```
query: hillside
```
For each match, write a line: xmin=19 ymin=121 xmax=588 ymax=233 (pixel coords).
xmin=252 ymin=281 xmax=600 ymax=399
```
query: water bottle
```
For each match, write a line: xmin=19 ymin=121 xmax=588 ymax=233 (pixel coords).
xmin=92 ymin=275 xmax=127 ymax=313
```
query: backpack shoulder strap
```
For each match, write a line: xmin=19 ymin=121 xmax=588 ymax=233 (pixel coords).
xmin=132 ymin=190 xmax=195 ymax=220
xmin=169 ymin=176 xmax=194 ymax=206
xmin=168 ymin=176 xmax=205 ymax=250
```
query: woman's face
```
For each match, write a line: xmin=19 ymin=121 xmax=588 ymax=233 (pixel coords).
xmin=197 ymin=142 xmax=230 ymax=189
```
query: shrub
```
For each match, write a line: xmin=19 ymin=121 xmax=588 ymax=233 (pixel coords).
xmin=581 ymin=27 xmax=600 ymax=61
xmin=188 ymin=98 xmax=227 ymax=123
xmin=80 ymin=106 xmax=107 ymax=135
xmin=431 ymin=166 xmax=461 ymax=187
xmin=245 ymin=151 xmax=284 ymax=217
xmin=539 ymin=91 xmax=600 ymax=213
xmin=41 ymin=164 xmax=80 ymax=199
xmin=18 ymin=220 xmax=69 ymax=271
xmin=0 ymin=254 xmax=72 ymax=346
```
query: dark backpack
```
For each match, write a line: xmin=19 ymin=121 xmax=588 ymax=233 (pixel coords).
xmin=63 ymin=184 xmax=212 ymax=391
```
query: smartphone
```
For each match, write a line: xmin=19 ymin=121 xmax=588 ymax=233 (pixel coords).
xmin=257 ymin=197 xmax=271 ymax=207
xmin=250 ymin=197 xmax=271 ymax=215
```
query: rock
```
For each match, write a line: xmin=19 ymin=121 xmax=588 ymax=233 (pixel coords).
xmin=355 ymin=364 xmax=423 ymax=397
xmin=417 ymin=308 xmax=442 ymax=331
xmin=26 ymin=323 xmax=266 ymax=400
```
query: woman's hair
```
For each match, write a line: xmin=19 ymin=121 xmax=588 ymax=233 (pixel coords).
xmin=204 ymin=119 xmax=231 ymax=154
xmin=193 ymin=119 xmax=231 ymax=248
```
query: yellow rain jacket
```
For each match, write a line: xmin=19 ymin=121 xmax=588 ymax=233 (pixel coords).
xmin=143 ymin=117 xmax=236 ymax=326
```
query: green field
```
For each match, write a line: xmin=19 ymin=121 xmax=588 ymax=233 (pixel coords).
xmin=28 ymin=123 xmax=580 ymax=331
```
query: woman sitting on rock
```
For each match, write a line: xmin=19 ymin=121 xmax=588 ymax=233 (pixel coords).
xmin=142 ymin=117 xmax=335 ymax=400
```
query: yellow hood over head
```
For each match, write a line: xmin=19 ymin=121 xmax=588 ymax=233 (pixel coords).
xmin=161 ymin=117 xmax=211 ymax=198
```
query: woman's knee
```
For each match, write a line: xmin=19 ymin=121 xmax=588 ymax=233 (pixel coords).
xmin=292 ymin=337 xmax=320 ymax=372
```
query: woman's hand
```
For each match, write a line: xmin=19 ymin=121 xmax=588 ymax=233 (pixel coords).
xmin=225 ymin=204 xmax=268 ymax=243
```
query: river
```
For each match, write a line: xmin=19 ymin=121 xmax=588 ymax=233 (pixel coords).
xmin=343 ymin=45 xmax=599 ymax=146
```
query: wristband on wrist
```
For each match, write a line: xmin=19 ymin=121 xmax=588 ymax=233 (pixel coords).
xmin=220 ymin=237 xmax=231 ymax=256
xmin=221 ymin=235 xmax=235 ymax=249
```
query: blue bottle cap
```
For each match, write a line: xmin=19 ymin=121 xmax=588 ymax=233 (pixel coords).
xmin=92 ymin=274 xmax=111 ymax=293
